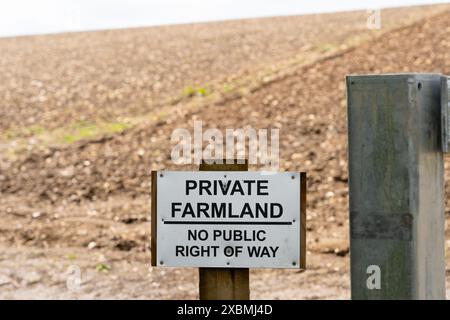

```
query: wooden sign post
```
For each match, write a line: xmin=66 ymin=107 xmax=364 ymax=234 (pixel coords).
xmin=347 ymin=74 xmax=446 ymax=299
xmin=199 ymin=160 xmax=250 ymax=300
xmin=151 ymin=160 xmax=306 ymax=300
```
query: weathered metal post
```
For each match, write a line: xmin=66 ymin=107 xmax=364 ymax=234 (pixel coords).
xmin=347 ymin=74 xmax=446 ymax=299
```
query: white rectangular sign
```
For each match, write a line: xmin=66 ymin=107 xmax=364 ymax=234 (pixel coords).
xmin=152 ymin=171 xmax=305 ymax=269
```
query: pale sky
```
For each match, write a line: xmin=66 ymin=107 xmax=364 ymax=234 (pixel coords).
xmin=0 ymin=0 xmax=449 ymax=38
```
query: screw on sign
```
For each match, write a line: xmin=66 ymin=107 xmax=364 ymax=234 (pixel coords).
xmin=151 ymin=160 xmax=306 ymax=300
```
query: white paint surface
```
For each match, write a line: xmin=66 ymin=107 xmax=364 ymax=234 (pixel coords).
xmin=156 ymin=171 xmax=302 ymax=268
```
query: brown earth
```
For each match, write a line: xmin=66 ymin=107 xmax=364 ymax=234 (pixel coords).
xmin=1 ymin=4 xmax=450 ymax=299
xmin=0 ymin=4 xmax=449 ymax=133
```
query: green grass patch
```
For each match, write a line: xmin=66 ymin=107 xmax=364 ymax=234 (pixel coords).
xmin=66 ymin=254 xmax=77 ymax=261
xmin=96 ymin=263 xmax=111 ymax=273
xmin=317 ymin=43 xmax=337 ymax=53
xmin=222 ymin=84 xmax=234 ymax=93
xmin=196 ymin=87 xmax=208 ymax=96
xmin=105 ymin=122 xmax=129 ymax=133
xmin=182 ymin=85 xmax=209 ymax=97
xmin=62 ymin=121 xmax=130 ymax=144
xmin=2 ymin=125 xmax=46 ymax=140
xmin=183 ymin=86 xmax=196 ymax=97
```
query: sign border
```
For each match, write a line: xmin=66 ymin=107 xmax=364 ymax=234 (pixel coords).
xmin=300 ymin=172 xmax=306 ymax=269
xmin=150 ymin=170 xmax=306 ymax=268
xmin=151 ymin=171 xmax=158 ymax=266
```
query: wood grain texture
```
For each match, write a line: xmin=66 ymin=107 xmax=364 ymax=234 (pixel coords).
xmin=199 ymin=268 xmax=250 ymax=300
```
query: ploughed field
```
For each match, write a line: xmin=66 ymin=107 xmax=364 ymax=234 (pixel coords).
xmin=1 ymin=4 xmax=450 ymax=299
